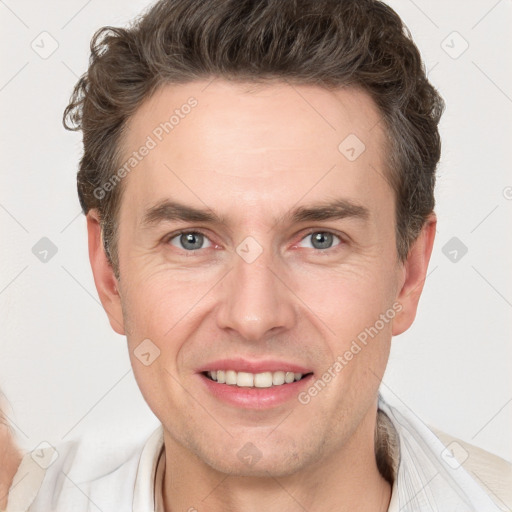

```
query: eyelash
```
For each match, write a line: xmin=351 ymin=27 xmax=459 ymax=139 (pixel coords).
xmin=163 ymin=229 xmax=346 ymax=252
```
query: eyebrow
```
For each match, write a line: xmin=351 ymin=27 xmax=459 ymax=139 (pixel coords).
xmin=140 ymin=198 xmax=370 ymax=229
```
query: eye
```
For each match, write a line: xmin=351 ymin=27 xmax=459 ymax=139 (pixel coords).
xmin=167 ymin=231 xmax=213 ymax=251
xmin=297 ymin=231 xmax=342 ymax=250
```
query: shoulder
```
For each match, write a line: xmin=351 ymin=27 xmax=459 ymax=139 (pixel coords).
xmin=431 ymin=427 xmax=512 ymax=510
xmin=6 ymin=432 xmax=150 ymax=512
xmin=378 ymin=396 xmax=511 ymax=511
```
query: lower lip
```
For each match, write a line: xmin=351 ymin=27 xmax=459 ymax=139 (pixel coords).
xmin=199 ymin=373 xmax=314 ymax=409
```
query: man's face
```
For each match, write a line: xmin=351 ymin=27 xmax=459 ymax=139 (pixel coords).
xmin=109 ymin=80 xmax=408 ymax=476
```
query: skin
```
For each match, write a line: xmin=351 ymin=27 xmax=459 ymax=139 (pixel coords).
xmin=0 ymin=399 xmax=22 ymax=510
xmin=88 ymin=80 xmax=436 ymax=511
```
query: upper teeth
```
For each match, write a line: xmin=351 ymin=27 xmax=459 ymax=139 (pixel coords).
xmin=207 ymin=370 xmax=303 ymax=387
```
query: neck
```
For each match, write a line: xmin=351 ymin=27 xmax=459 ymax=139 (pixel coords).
xmin=161 ymin=406 xmax=392 ymax=512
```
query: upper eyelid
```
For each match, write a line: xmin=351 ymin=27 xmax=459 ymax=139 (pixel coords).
xmin=165 ymin=228 xmax=345 ymax=248
xmin=298 ymin=227 xmax=344 ymax=239
xmin=165 ymin=229 xmax=213 ymax=246
xmin=295 ymin=229 xmax=344 ymax=248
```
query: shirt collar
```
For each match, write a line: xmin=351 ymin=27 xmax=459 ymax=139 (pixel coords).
xmin=132 ymin=426 xmax=164 ymax=511
xmin=132 ymin=395 xmax=501 ymax=512
xmin=378 ymin=395 xmax=502 ymax=511
xmin=133 ymin=402 xmax=401 ymax=511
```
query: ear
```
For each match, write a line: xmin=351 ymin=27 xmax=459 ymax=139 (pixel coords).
xmin=392 ymin=213 xmax=437 ymax=336
xmin=86 ymin=209 xmax=125 ymax=335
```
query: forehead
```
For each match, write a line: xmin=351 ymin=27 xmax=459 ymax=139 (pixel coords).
xmin=118 ymin=79 xmax=390 ymax=226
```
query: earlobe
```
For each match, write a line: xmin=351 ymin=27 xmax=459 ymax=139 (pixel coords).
xmin=86 ymin=210 xmax=125 ymax=335
xmin=392 ymin=213 xmax=437 ymax=336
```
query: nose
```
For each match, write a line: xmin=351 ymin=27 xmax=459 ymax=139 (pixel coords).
xmin=216 ymin=243 xmax=296 ymax=343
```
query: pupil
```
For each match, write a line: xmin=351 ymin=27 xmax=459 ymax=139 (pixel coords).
xmin=313 ymin=232 xmax=332 ymax=249
xmin=181 ymin=232 xmax=203 ymax=250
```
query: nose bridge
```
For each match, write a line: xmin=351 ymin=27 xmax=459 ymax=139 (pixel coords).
xmin=217 ymin=239 xmax=295 ymax=341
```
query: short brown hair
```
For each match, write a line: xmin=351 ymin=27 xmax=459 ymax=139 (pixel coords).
xmin=63 ymin=0 xmax=444 ymax=279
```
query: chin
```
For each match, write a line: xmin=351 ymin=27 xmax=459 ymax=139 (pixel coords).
xmin=207 ymin=456 xmax=307 ymax=479
xmin=193 ymin=436 xmax=316 ymax=478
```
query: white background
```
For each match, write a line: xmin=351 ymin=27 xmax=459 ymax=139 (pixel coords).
xmin=1 ymin=0 xmax=511 ymax=463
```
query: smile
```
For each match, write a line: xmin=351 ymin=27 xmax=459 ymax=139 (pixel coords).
xmin=204 ymin=370 xmax=309 ymax=388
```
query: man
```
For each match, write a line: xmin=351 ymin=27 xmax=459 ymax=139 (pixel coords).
xmin=5 ymin=0 xmax=511 ymax=510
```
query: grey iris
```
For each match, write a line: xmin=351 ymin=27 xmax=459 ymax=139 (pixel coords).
xmin=181 ymin=232 xmax=204 ymax=250
xmin=311 ymin=232 xmax=333 ymax=249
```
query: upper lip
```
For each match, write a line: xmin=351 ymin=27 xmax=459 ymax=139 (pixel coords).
xmin=197 ymin=358 xmax=312 ymax=374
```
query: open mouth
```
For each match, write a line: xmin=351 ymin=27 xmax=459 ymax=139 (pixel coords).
xmin=202 ymin=370 xmax=313 ymax=388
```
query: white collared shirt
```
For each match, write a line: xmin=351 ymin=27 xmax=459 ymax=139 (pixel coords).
xmin=6 ymin=396 xmax=510 ymax=511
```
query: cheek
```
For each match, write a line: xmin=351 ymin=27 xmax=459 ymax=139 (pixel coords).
xmin=291 ymin=260 xmax=396 ymax=333
xmin=120 ymin=274 xmax=194 ymax=414
xmin=121 ymin=264 xmax=217 ymax=340
xmin=289 ymin=260 xmax=397 ymax=396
